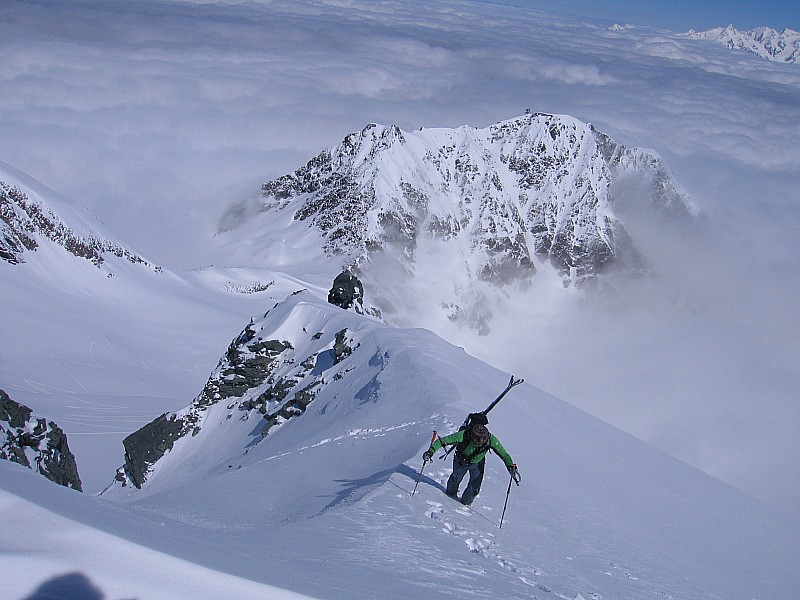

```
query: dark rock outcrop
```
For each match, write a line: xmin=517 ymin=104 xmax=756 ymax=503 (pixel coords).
xmin=0 ymin=389 xmax=82 ymax=491
xmin=328 ymin=270 xmax=365 ymax=313
xmin=121 ymin=413 xmax=185 ymax=489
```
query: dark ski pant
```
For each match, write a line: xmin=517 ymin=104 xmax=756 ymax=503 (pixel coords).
xmin=446 ymin=456 xmax=485 ymax=505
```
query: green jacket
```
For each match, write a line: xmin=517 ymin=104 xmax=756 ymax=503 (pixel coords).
xmin=429 ymin=429 xmax=514 ymax=467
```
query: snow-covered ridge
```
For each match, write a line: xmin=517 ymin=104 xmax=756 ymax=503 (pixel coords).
xmin=219 ymin=113 xmax=691 ymax=284
xmin=0 ymin=162 xmax=159 ymax=273
xmin=97 ymin=289 xmax=799 ymax=600
xmin=685 ymin=25 xmax=800 ymax=63
xmin=106 ymin=290 xmax=399 ymax=494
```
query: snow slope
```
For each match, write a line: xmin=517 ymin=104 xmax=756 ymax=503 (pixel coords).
xmin=86 ymin=292 xmax=799 ymax=600
xmin=1 ymin=462 xmax=314 ymax=600
xmin=1 ymin=177 xmax=798 ymax=598
xmin=0 ymin=163 xmax=323 ymax=494
xmin=1 ymin=160 xmax=158 ymax=273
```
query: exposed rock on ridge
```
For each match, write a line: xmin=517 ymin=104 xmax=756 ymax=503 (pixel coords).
xmin=0 ymin=389 xmax=82 ymax=491
xmin=111 ymin=292 xmax=363 ymax=490
xmin=328 ymin=269 xmax=366 ymax=314
xmin=1 ymin=179 xmax=159 ymax=272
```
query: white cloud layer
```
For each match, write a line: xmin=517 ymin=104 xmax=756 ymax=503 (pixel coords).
xmin=1 ymin=0 xmax=799 ymax=519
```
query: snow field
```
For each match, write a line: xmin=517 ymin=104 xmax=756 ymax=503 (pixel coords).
xmin=0 ymin=463 xmax=317 ymax=600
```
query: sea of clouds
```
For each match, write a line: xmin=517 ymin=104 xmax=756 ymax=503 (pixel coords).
xmin=1 ymin=0 xmax=798 ymax=519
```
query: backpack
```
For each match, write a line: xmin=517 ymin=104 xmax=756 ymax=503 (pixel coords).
xmin=465 ymin=412 xmax=488 ymax=427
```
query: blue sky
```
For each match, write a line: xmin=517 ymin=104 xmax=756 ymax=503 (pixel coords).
xmin=483 ymin=0 xmax=799 ymax=32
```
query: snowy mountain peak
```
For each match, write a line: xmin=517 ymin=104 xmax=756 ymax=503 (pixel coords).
xmin=220 ymin=113 xmax=691 ymax=289
xmin=686 ymin=25 xmax=800 ymax=63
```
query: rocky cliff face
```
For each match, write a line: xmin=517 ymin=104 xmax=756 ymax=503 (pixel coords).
xmin=0 ymin=179 xmax=159 ymax=272
xmin=222 ymin=113 xmax=691 ymax=284
xmin=0 ymin=389 xmax=82 ymax=491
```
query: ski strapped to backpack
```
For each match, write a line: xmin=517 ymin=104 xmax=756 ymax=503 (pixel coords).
xmin=440 ymin=375 xmax=524 ymax=460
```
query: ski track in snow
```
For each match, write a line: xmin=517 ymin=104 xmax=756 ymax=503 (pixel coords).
xmin=254 ymin=419 xmax=436 ymax=464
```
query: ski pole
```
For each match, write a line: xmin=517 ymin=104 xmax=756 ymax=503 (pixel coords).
xmin=411 ymin=431 xmax=437 ymax=497
xmin=499 ymin=469 xmax=519 ymax=529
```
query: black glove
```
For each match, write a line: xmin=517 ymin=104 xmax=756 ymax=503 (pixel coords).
xmin=423 ymin=450 xmax=434 ymax=462
xmin=508 ymin=464 xmax=521 ymax=484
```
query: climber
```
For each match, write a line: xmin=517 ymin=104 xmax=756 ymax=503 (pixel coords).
xmin=423 ymin=421 xmax=520 ymax=506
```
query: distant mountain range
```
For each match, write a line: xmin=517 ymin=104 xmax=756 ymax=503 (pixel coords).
xmin=686 ymin=25 xmax=800 ymax=64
